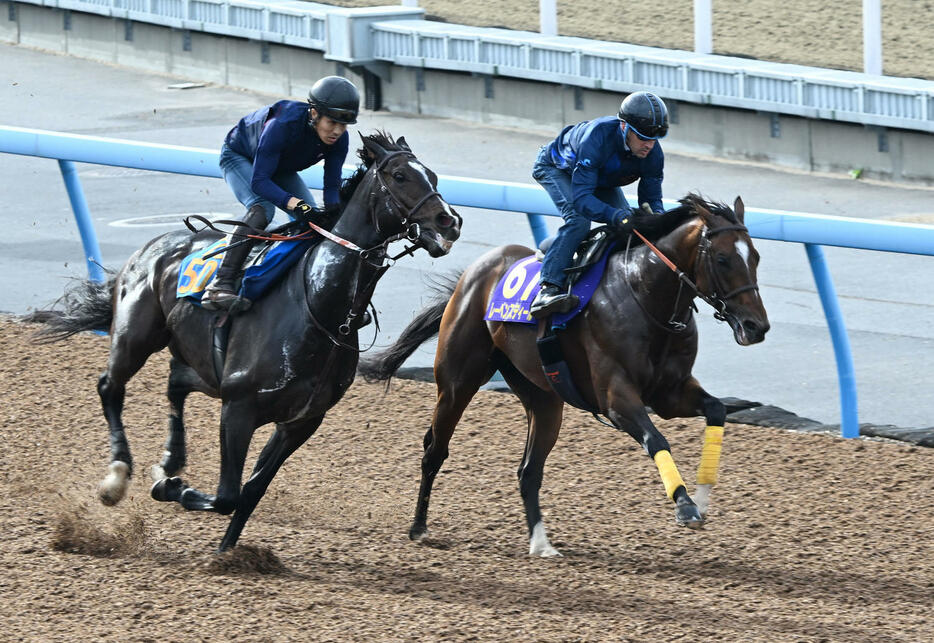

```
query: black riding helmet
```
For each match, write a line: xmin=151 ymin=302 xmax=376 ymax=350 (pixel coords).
xmin=308 ymin=76 xmax=360 ymax=125
xmin=617 ymin=91 xmax=669 ymax=140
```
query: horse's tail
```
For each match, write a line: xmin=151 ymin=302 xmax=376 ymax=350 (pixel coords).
xmin=359 ymin=272 xmax=461 ymax=382
xmin=23 ymin=273 xmax=116 ymax=342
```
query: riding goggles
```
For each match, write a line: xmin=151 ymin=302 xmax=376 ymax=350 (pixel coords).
xmin=627 ymin=122 xmax=668 ymax=141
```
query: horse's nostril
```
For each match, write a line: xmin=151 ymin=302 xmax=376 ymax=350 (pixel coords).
xmin=743 ymin=320 xmax=758 ymax=333
xmin=437 ymin=213 xmax=455 ymax=228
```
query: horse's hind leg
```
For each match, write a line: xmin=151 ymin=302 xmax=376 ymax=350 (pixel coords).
xmin=97 ymin=292 xmax=169 ymax=506
xmin=217 ymin=416 xmax=323 ymax=552
xmin=651 ymin=377 xmax=727 ymax=518
xmin=410 ymin=322 xmax=497 ymax=542
xmin=150 ymin=358 xmax=202 ymax=481
xmin=499 ymin=363 xmax=565 ymax=557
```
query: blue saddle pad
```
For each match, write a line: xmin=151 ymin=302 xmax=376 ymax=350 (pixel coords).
xmin=484 ymin=243 xmax=617 ymax=327
xmin=176 ymin=238 xmax=314 ymax=305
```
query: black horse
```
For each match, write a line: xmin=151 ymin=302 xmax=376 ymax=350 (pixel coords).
xmin=31 ymin=132 xmax=462 ymax=552
xmin=360 ymin=195 xmax=768 ymax=556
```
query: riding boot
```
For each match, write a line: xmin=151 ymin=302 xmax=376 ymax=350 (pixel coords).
xmin=530 ymin=282 xmax=579 ymax=319
xmin=202 ymin=204 xmax=268 ymax=311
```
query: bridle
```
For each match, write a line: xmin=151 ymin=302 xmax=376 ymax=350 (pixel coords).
xmin=304 ymin=149 xmax=450 ymax=350
xmin=624 ymin=220 xmax=759 ymax=332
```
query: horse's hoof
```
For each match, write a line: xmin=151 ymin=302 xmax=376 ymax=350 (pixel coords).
xmin=98 ymin=461 xmax=130 ymax=507
xmin=675 ymin=503 xmax=706 ymax=530
xmin=408 ymin=523 xmax=428 ymax=541
xmin=150 ymin=476 xmax=185 ymax=502
xmin=529 ymin=544 xmax=563 ymax=558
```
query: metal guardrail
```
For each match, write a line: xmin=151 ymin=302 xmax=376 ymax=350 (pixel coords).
xmin=7 ymin=0 xmax=934 ymax=134
xmin=5 ymin=126 xmax=934 ymax=438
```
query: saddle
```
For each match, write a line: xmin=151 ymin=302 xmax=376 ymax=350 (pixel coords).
xmin=537 ymin=225 xmax=616 ymax=289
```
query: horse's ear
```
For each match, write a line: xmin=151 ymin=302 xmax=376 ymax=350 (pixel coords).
xmin=360 ymin=133 xmax=389 ymax=164
xmin=396 ymin=136 xmax=412 ymax=152
xmin=694 ymin=200 xmax=716 ymax=227
xmin=733 ymin=196 xmax=745 ymax=224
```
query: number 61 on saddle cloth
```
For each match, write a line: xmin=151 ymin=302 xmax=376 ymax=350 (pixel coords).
xmin=483 ymin=248 xmax=615 ymax=328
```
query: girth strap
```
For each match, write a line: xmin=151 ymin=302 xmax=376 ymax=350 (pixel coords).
xmin=536 ymin=327 xmax=600 ymax=414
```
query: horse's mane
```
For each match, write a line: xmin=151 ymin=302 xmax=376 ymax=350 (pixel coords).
xmin=624 ymin=192 xmax=737 ymax=244
xmin=338 ymin=131 xmax=408 ymax=205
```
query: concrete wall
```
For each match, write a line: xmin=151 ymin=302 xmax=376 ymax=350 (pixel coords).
xmin=3 ymin=2 xmax=932 ymax=186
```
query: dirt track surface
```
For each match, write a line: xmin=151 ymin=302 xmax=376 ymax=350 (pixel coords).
xmin=1 ymin=314 xmax=933 ymax=641
xmin=326 ymin=0 xmax=932 ymax=80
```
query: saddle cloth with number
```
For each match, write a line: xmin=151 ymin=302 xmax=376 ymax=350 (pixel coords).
xmin=483 ymin=247 xmax=615 ymax=327
xmin=176 ymin=237 xmax=315 ymax=305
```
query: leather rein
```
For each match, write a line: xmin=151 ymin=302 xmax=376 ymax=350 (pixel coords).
xmin=305 ymin=150 xmax=447 ymax=351
xmin=624 ymin=222 xmax=759 ymax=333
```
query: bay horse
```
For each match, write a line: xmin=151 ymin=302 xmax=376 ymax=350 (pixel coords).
xmin=359 ymin=194 xmax=768 ymax=557
xmin=30 ymin=132 xmax=461 ymax=552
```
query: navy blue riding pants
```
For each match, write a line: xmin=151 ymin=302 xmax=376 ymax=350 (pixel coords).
xmin=532 ymin=146 xmax=630 ymax=287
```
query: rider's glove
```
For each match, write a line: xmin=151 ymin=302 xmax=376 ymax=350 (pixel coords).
xmin=613 ymin=208 xmax=635 ymax=233
xmin=292 ymin=199 xmax=314 ymax=223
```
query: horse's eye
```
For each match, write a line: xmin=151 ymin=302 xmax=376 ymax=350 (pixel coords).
xmin=716 ymin=254 xmax=730 ymax=267
xmin=392 ymin=172 xmax=405 ymax=182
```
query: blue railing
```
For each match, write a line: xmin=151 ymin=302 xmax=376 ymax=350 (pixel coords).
xmin=4 ymin=125 xmax=934 ymax=438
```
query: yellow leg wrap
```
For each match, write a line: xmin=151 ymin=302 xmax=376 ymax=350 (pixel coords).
xmin=653 ymin=450 xmax=685 ymax=499
xmin=696 ymin=425 xmax=724 ymax=485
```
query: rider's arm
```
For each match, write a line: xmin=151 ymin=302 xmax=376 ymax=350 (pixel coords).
xmin=570 ymin=128 xmax=628 ymax=224
xmin=636 ymin=146 xmax=665 ymax=214
xmin=322 ymin=132 xmax=350 ymax=208
xmin=250 ymin=116 xmax=294 ymax=211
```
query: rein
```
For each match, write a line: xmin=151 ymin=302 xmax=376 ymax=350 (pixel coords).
xmin=627 ymin=222 xmax=759 ymax=329
xmin=303 ymin=150 xmax=445 ymax=352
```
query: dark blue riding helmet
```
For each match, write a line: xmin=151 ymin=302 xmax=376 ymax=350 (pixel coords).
xmin=618 ymin=91 xmax=669 ymax=140
xmin=308 ymin=76 xmax=360 ymax=125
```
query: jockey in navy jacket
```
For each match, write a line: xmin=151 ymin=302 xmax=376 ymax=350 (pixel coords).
xmin=225 ymin=99 xmax=349 ymax=211
xmin=203 ymin=76 xmax=360 ymax=312
xmin=529 ymin=91 xmax=670 ymax=319
xmin=547 ymin=115 xmax=664 ymax=219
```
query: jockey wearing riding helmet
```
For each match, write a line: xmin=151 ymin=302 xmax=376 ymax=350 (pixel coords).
xmin=203 ymin=75 xmax=360 ymax=310
xmin=529 ymin=90 xmax=669 ymax=318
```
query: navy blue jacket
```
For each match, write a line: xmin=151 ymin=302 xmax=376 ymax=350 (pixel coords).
xmin=546 ymin=116 xmax=664 ymax=222
xmin=225 ymin=100 xmax=348 ymax=210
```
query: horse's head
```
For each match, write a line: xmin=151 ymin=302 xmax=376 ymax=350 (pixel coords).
xmin=353 ymin=132 xmax=462 ymax=257
xmin=687 ymin=194 xmax=770 ymax=346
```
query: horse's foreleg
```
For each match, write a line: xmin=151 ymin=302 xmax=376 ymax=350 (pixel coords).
xmin=97 ymin=372 xmax=132 ymax=506
xmin=212 ymin=401 xmax=259 ymax=516
xmin=607 ymin=400 xmax=704 ymax=530
xmin=151 ymin=400 xmax=257 ymax=518
xmin=217 ymin=416 xmax=322 ymax=552
xmin=651 ymin=378 xmax=726 ymax=518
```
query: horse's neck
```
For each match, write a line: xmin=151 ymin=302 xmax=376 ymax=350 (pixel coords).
xmin=625 ymin=221 xmax=701 ymax=300
xmin=301 ymin=176 xmax=387 ymax=322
